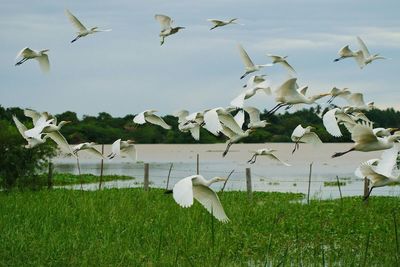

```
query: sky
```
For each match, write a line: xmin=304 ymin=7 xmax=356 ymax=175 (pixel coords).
xmin=1 ymin=0 xmax=399 ymax=118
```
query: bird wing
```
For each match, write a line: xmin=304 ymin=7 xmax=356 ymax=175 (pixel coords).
xmin=193 ymin=184 xmax=229 ymax=223
xmin=46 ymin=131 xmax=74 ymax=156
xmin=133 ymin=112 xmax=146 ymax=124
xmin=174 ymin=110 xmax=189 ymax=123
xmin=275 ymin=77 xmax=298 ymax=101
xmin=207 ymin=19 xmax=223 ymax=25
xmin=155 ymin=14 xmax=172 ymax=30
xmin=36 ymin=54 xmax=50 ymax=73
xmin=203 ymin=109 xmax=223 ymax=136
xmin=238 ymin=44 xmax=255 ymax=68
xmin=12 ymin=115 xmax=28 ymax=138
xmin=354 ymin=50 xmax=366 ymax=69
xmin=359 ymin=163 xmax=388 ymax=185
xmin=243 ymin=106 xmax=261 ymax=123
xmin=291 ymin=124 xmax=306 ymax=140
xmin=145 ymin=114 xmax=171 ymax=130
xmin=351 ymin=124 xmax=377 ymax=144
xmin=375 ymin=146 xmax=399 ymax=178
xmin=279 ymin=60 xmax=296 ymax=73
xmin=233 ymin=110 xmax=245 ymax=129
xmin=301 ymin=132 xmax=323 ymax=145
xmin=356 ymin=36 xmax=370 ymax=58
xmin=189 ymin=124 xmax=200 ymax=141
xmin=111 ymin=139 xmax=121 ymax=158
xmin=230 ymin=92 xmax=246 ymax=108
xmin=264 ymin=153 xmax=291 ymax=166
xmin=323 ymin=108 xmax=342 ymax=137
xmin=347 ymin=93 xmax=365 ymax=107
xmin=24 ymin=109 xmax=42 ymax=126
xmin=218 ymin=113 xmax=243 ymax=135
xmin=65 ymin=9 xmax=87 ymax=32
xmin=173 ymin=175 xmax=195 ymax=208
xmin=121 ymin=145 xmax=137 ymax=161
xmin=84 ymin=147 xmax=105 ymax=159
xmin=355 ymin=159 xmax=379 ymax=178
xmin=16 ymin=47 xmax=34 ymax=60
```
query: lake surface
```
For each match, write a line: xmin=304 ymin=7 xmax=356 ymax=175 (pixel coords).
xmin=53 ymin=143 xmax=400 ymax=199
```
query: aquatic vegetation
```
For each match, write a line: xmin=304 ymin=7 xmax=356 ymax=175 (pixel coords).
xmin=324 ymin=181 xmax=346 ymax=187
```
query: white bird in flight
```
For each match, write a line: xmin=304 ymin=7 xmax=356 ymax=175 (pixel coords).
xmin=230 ymin=78 xmax=271 ymax=108
xmin=355 ymin=146 xmax=400 ymax=201
xmin=238 ymin=44 xmax=272 ymax=79
xmin=327 ymin=87 xmax=351 ymax=104
xmin=15 ymin=47 xmax=50 ymax=73
xmin=65 ymin=9 xmax=111 ymax=43
xmin=72 ymin=142 xmax=104 ymax=159
xmin=133 ymin=110 xmax=171 ymax=130
xmin=243 ymin=106 xmax=269 ymax=129
xmin=267 ymin=54 xmax=296 ymax=74
xmin=155 ymin=14 xmax=185 ymax=45
xmin=172 ymin=174 xmax=229 ymax=223
xmin=291 ymin=124 xmax=323 ymax=154
xmin=332 ymin=123 xmax=400 ymax=158
xmin=247 ymin=148 xmax=290 ymax=165
xmin=12 ymin=115 xmax=49 ymax=148
xmin=356 ymin=36 xmax=386 ymax=68
xmin=333 ymin=45 xmax=361 ymax=63
xmin=207 ymin=18 xmax=241 ymax=30
xmin=108 ymin=139 xmax=136 ymax=160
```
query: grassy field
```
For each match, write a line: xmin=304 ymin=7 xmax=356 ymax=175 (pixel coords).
xmin=1 ymin=188 xmax=400 ymax=266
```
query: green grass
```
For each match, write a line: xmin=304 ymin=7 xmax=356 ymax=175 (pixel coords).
xmin=40 ymin=173 xmax=135 ymax=186
xmin=1 ymin=189 xmax=400 ymax=266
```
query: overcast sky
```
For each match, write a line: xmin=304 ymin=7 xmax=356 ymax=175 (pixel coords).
xmin=1 ymin=0 xmax=399 ymax=118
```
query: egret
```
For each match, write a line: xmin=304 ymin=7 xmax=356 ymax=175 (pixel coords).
xmin=221 ymin=126 xmax=255 ymax=157
xmin=322 ymin=107 xmax=358 ymax=137
xmin=243 ymin=106 xmax=269 ymax=129
xmin=248 ymin=148 xmax=290 ymax=165
xmin=267 ymin=54 xmax=296 ymax=73
xmin=267 ymin=78 xmax=329 ymax=116
xmin=203 ymin=107 xmax=243 ymax=136
xmin=345 ymin=93 xmax=374 ymax=111
xmin=355 ymin=146 xmax=400 ymax=200
xmin=133 ymin=110 xmax=171 ymax=130
xmin=356 ymin=36 xmax=386 ymax=68
xmin=72 ymin=142 xmax=104 ymax=159
xmin=172 ymin=174 xmax=229 ymax=223
xmin=333 ymin=45 xmax=360 ymax=62
xmin=291 ymin=124 xmax=322 ymax=154
xmin=108 ymin=139 xmax=136 ymax=160
xmin=238 ymin=44 xmax=272 ymax=79
xmin=327 ymin=87 xmax=351 ymax=103
xmin=332 ymin=124 xmax=400 ymax=158
xmin=15 ymin=47 xmax=50 ymax=72
xmin=65 ymin=9 xmax=111 ymax=43
xmin=12 ymin=115 xmax=48 ymax=148
xmin=155 ymin=14 xmax=185 ymax=45
xmin=207 ymin=18 xmax=241 ymax=30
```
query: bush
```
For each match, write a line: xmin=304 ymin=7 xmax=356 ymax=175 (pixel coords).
xmin=0 ymin=120 xmax=57 ymax=190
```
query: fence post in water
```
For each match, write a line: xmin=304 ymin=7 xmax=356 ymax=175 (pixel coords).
xmin=307 ymin=162 xmax=313 ymax=204
xmin=144 ymin=163 xmax=149 ymax=191
xmin=246 ymin=168 xmax=253 ymax=202
xmin=196 ymin=154 xmax=199 ymax=175
xmin=336 ymin=175 xmax=343 ymax=202
xmin=99 ymin=144 xmax=105 ymax=190
xmin=47 ymin=161 xmax=53 ymax=190
xmin=363 ymin=178 xmax=370 ymax=204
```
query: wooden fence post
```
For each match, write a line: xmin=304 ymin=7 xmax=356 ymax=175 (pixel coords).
xmin=99 ymin=144 xmax=104 ymax=190
xmin=144 ymin=163 xmax=149 ymax=191
xmin=47 ymin=162 xmax=53 ymax=190
xmin=364 ymin=178 xmax=370 ymax=204
xmin=165 ymin=163 xmax=173 ymax=191
xmin=196 ymin=154 xmax=199 ymax=175
xmin=307 ymin=162 xmax=313 ymax=204
xmin=246 ymin=168 xmax=252 ymax=202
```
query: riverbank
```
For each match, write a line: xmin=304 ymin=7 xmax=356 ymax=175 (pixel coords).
xmin=1 ymin=189 xmax=399 ymax=265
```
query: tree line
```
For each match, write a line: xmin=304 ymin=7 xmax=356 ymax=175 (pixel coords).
xmin=1 ymin=105 xmax=399 ymax=145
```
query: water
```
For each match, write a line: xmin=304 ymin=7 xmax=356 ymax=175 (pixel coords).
xmin=53 ymin=143 xmax=400 ymax=199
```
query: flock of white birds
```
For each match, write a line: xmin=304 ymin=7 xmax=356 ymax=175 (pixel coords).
xmin=11 ymin=10 xmax=400 ymax=223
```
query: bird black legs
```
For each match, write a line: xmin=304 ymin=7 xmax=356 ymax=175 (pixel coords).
xmin=363 ymin=186 xmax=374 ymax=202
xmin=240 ymin=72 xmax=248 ymax=80
xmin=332 ymin=147 xmax=355 ymax=158
xmin=15 ymin=58 xmax=28 ymax=66
xmin=292 ymin=141 xmax=300 ymax=154
xmin=222 ymin=142 xmax=232 ymax=157
xmin=265 ymin=103 xmax=288 ymax=117
xmin=107 ymin=152 xmax=116 ymax=159
xmin=247 ymin=154 xmax=258 ymax=164
xmin=71 ymin=36 xmax=80 ymax=43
